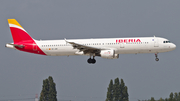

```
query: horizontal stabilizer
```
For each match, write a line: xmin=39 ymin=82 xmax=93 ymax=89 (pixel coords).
xmin=5 ymin=43 xmax=24 ymax=49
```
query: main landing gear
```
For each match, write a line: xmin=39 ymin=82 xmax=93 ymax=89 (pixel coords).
xmin=155 ymin=53 xmax=159 ymax=61
xmin=87 ymin=56 xmax=96 ymax=64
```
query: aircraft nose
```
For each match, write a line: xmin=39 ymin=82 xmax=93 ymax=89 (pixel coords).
xmin=171 ymin=43 xmax=176 ymax=50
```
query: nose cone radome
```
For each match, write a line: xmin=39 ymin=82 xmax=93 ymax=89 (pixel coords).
xmin=171 ymin=43 xmax=176 ymax=50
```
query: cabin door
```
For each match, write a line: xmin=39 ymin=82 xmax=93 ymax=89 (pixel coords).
xmin=154 ymin=38 xmax=159 ymax=47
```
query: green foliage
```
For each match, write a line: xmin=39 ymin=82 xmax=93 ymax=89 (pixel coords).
xmin=39 ymin=79 xmax=49 ymax=101
xmin=174 ymin=92 xmax=178 ymax=101
xmin=113 ymin=78 xmax=120 ymax=101
xmin=106 ymin=80 xmax=113 ymax=101
xmin=120 ymin=79 xmax=128 ymax=101
xmin=150 ymin=97 xmax=155 ymax=101
xmin=39 ymin=76 xmax=57 ymax=101
xmin=169 ymin=92 xmax=174 ymax=101
xmin=159 ymin=97 xmax=164 ymax=101
xmin=178 ymin=92 xmax=180 ymax=101
xmin=106 ymin=78 xmax=129 ymax=101
xmin=146 ymin=92 xmax=180 ymax=101
xmin=48 ymin=76 xmax=57 ymax=101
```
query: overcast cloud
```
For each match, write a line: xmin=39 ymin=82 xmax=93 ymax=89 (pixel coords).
xmin=0 ymin=0 xmax=180 ymax=101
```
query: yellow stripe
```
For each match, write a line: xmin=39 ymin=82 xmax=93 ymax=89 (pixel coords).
xmin=8 ymin=19 xmax=23 ymax=28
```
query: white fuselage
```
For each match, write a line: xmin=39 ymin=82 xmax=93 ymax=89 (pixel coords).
xmin=35 ymin=37 xmax=176 ymax=56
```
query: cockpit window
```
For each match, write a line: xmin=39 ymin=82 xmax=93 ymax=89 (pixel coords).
xmin=163 ymin=41 xmax=171 ymax=43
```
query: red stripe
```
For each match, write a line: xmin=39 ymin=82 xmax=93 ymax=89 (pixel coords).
xmin=10 ymin=27 xmax=46 ymax=55
xmin=10 ymin=27 xmax=33 ymax=43
xmin=15 ymin=42 xmax=46 ymax=55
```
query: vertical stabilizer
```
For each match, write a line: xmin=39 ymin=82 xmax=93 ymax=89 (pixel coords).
xmin=8 ymin=19 xmax=34 ymax=43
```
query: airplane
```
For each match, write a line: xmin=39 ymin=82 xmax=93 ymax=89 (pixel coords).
xmin=5 ymin=19 xmax=176 ymax=64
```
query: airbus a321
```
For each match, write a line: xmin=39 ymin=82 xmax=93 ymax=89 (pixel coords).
xmin=6 ymin=19 xmax=176 ymax=64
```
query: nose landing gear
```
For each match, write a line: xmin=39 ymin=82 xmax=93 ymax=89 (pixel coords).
xmin=155 ymin=53 xmax=159 ymax=61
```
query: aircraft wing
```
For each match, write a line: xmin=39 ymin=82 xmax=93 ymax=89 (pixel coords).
xmin=65 ymin=39 xmax=107 ymax=54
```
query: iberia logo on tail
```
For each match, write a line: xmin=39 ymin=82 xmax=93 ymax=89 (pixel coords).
xmin=7 ymin=19 xmax=46 ymax=55
xmin=8 ymin=19 xmax=33 ymax=43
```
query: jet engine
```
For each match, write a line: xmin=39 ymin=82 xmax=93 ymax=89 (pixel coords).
xmin=100 ymin=50 xmax=119 ymax=59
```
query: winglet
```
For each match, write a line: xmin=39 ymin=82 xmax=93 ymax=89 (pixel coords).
xmin=64 ymin=38 xmax=68 ymax=44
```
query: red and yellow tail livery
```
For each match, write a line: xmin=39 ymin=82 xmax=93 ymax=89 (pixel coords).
xmin=8 ymin=19 xmax=34 ymax=43
xmin=6 ymin=19 xmax=46 ymax=55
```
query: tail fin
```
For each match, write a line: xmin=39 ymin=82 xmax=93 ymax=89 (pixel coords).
xmin=8 ymin=19 xmax=34 ymax=43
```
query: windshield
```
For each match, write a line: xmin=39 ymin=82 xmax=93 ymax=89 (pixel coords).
xmin=163 ymin=41 xmax=171 ymax=43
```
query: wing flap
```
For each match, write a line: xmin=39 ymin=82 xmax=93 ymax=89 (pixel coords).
xmin=64 ymin=38 xmax=107 ymax=54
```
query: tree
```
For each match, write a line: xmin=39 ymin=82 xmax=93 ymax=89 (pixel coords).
xmin=39 ymin=76 xmax=57 ymax=101
xmin=147 ymin=92 xmax=180 ymax=101
xmin=174 ymin=92 xmax=178 ymax=101
xmin=106 ymin=80 xmax=113 ymax=101
xmin=150 ymin=97 xmax=155 ymax=101
xmin=120 ymin=79 xmax=128 ymax=101
xmin=178 ymin=92 xmax=180 ymax=101
xmin=113 ymin=78 xmax=120 ymax=101
xmin=164 ymin=98 xmax=168 ymax=101
xmin=48 ymin=76 xmax=57 ymax=101
xmin=39 ymin=79 xmax=49 ymax=101
xmin=106 ymin=78 xmax=129 ymax=101
xmin=159 ymin=97 xmax=164 ymax=101
xmin=169 ymin=92 xmax=174 ymax=101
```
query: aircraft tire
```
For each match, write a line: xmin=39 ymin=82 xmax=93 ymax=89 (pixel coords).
xmin=155 ymin=58 xmax=159 ymax=61
xmin=87 ymin=58 xmax=96 ymax=64
xmin=87 ymin=58 xmax=91 ymax=64
xmin=92 ymin=59 xmax=96 ymax=64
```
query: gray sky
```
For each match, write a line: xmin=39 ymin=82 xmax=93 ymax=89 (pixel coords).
xmin=0 ymin=0 xmax=180 ymax=101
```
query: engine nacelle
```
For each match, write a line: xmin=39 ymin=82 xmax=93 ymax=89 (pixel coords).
xmin=100 ymin=50 xmax=119 ymax=59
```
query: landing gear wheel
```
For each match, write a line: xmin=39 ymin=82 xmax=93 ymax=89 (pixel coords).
xmin=87 ymin=57 xmax=96 ymax=64
xmin=92 ymin=59 xmax=96 ymax=64
xmin=87 ymin=58 xmax=92 ymax=64
xmin=154 ymin=53 xmax=159 ymax=62
xmin=155 ymin=58 xmax=159 ymax=61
